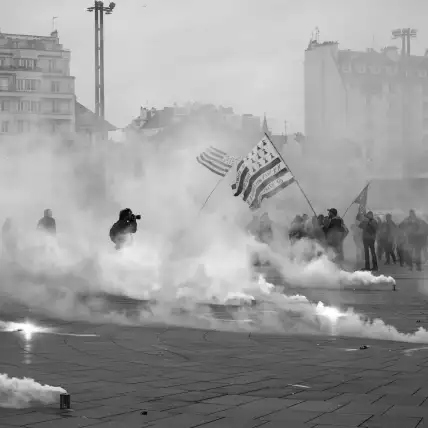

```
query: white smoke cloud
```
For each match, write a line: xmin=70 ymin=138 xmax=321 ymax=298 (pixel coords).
xmin=0 ymin=373 xmax=66 ymax=409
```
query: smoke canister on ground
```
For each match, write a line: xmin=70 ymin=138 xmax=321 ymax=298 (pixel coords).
xmin=60 ymin=393 xmax=71 ymax=409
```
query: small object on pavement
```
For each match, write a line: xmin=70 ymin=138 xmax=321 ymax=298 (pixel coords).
xmin=141 ymin=411 xmax=148 ymax=415
xmin=359 ymin=345 xmax=369 ymax=350
xmin=417 ymin=320 xmax=421 ymax=323
xmin=60 ymin=393 xmax=71 ymax=410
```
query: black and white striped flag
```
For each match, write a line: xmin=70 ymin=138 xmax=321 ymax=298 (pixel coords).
xmin=232 ymin=135 xmax=295 ymax=210
xmin=196 ymin=146 xmax=234 ymax=177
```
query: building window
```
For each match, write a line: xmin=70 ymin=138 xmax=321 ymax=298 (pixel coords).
xmin=17 ymin=59 xmax=36 ymax=69
xmin=17 ymin=120 xmax=24 ymax=133
xmin=52 ymin=99 xmax=60 ymax=113
xmin=18 ymin=100 xmax=30 ymax=112
xmin=51 ymin=81 xmax=60 ymax=93
xmin=0 ymin=99 xmax=9 ymax=111
xmin=16 ymin=79 xmax=38 ymax=91
xmin=388 ymin=82 xmax=396 ymax=94
xmin=1 ymin=121 xmax=9 ymax=133
xmin=31 ymin=101 xmax=40 ymax=113
xmin=0 ymin=78 xmax=9 ymax=91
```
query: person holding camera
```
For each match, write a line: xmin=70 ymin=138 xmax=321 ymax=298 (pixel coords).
xmin=109 ymin=208 xmax=141 ymax=250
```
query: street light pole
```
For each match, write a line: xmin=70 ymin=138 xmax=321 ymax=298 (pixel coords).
xmin=87 ymin=1 xmax=116 ymax=120
xmin=392 ymin=28 xmax=417 ymax=176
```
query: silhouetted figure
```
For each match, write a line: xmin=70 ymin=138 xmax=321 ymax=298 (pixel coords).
xmin=2 ymin=217 xmax=17 ymax=258
xmin=400 ymin=209 xmax=428 ymax=271
xmin=109 ymin=208 xmax=140 ymax=250
xmin=359 ymin=211 xmax=378 ymax=271
xmin=37 ymin=209 xmax=56 ymax=235
xmin=323 ymin=208 xmax=348 ymax=262
xmin=379 ymin=213 xmax=397 ymax=265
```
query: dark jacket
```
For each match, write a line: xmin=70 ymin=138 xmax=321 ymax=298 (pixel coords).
xmin=37 ymin=216 xmax=56 ymax=235
xmin=109 ymin=218 xmax=137 ymax=246
xmin=400 ymin=216 xmax=428 ymax=244
xmin=323 ymin=216 xmax=348 ymax=247
xmin=359 ymin=218 xmax=378 ymax=241
xmin=378 ymin=220 xmax=397 ymax=242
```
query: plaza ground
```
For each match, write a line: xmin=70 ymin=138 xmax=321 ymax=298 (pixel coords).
xmin=0 ymin=265 xmax=428 ymax=427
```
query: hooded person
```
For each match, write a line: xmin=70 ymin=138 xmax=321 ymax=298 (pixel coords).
xmin=109 ymin=208 xmax=140 ymax=250
xmin=37 ymin=209 xmax=56 ymax=235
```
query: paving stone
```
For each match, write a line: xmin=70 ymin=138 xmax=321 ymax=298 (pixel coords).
xmin=0 ymin=412 xmax=62 ymax=426
xmin=288 ymin=400 xmax=342 ymax=412
xmin=339 ymin=400 xmax=394 ymax=415
xmin=202 ymin=395 xmax=261 ymax=406
xmin=360 ymin=415 xmax=422 ymax=428
xmin=310 ymin=412 xmax=372 ymax=426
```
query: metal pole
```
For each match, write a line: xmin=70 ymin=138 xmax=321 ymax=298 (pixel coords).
xmin=94 ymin=1 xmax=100 ymax=117
xmin=99 ymin=5 xmax=105 ymax=120
xmin=406 ymin=29 xmax=411 ymax=56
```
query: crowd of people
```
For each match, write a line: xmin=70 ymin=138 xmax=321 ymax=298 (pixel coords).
xmin=249 ymin=208 xmax=428 ymax=272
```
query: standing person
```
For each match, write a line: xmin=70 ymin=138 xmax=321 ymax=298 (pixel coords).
xmin=2 ymin=217 xmax=17 ymax=259
xmin=380 ymin=213 xmax=397 ymax=265
xmin=351 ymin=217 xmax=364 ymax=266
xmin=375 ymin=216 xmax=385 ymax=263
xmin=323 ymin=208 xmax=348 ymax=263
xmin=396 ymin=223 xmax=408 ymax=267
xmin=359 ymin=211 xmax=378 ymax=271
xmin=37 ymin=209 xmax=56 ymax=235
xmin=400 ymin=210 xmax=428 ymax=271
xmin=258 ymin=212 xmax=273 ymax=245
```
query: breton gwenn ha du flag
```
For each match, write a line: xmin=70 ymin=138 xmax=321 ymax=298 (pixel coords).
xmin=232 ymin=135 xmax=295 ymax=210
xmin=196 ymin=146 xmax=234 ymax=177
xmin=354 ymin=183 xmax=369 ymax=217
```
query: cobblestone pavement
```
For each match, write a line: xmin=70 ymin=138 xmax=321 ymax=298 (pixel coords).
xmin=0 ymin=266 xmax=428 ymax=427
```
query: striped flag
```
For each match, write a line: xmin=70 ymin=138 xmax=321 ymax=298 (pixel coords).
xmin=232 ymin=135 xmax=295 ymax=210
xmin=196 ymin=146 xmax=234 ymax=177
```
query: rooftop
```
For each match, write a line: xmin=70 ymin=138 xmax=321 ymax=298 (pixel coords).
xmin=75 ymin=102 xmax=117 ymax=132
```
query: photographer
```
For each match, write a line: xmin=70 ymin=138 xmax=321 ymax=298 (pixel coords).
xmin=109 ymin=208 xmax=141 ymax=250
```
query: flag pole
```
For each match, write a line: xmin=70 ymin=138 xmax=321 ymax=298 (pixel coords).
xmin=264 ymin=133 xmax=317 ymax=217
xmin=198 ymin=177 xmax=224 ymax=216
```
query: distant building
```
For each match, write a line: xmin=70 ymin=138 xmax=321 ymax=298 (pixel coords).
xmin=304 ymin=35 xmax=428 ymax=176
xmin=126 ymin=103 xmax=262 ymax=139
xmin=0 ymin=30 xmax=76 ymax=139
xmin=75 ymin=101 xmax=116 ymax=143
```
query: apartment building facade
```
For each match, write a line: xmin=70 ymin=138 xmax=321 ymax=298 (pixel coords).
xmin=304 ymin=38 xmax=428 ymax=177
xmin=0 ymin=30 xmax=76 ymax=139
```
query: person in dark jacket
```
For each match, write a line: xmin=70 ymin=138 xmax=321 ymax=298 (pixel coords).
xmin=109 ymin=208 xmax=140 ymax=250
xmin=379 ymin=213 xmax=397 ymax=265
xmin=323 ymin=208 xmax=348 ymax=262
xmin=359 ymin=211 xmax=378 ymax=271
xmin=37 ymin=209 xmax=56 ymax=235
xmin=400 ymin=210 xmax=428 ymax=271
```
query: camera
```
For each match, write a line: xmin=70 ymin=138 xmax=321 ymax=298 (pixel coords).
xmin=130 ymin=214 xmax=141 ymax=221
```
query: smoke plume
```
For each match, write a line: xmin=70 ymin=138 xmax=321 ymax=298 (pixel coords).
xmin=0 ymin=373 xmax=66 ymax=408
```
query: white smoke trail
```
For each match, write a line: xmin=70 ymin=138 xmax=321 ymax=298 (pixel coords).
xmin=0 ymin=373 xmax=66 ymax=408
xmin=224 ymin=276 xmax=426 ymax=344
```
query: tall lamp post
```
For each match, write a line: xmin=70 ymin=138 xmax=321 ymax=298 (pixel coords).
xmin=87 ymin=1 xmax=116 ymax=120
xmin=392 ymin=28 xmax=417 ymax=176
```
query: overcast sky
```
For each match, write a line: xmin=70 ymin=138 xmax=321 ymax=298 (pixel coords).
xmin=2 ymin=0 xmax=427 ymax=131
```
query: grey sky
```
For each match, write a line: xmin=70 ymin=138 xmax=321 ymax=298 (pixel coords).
xmin=2 ymin=0 xmax=427 ymax=131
